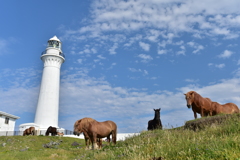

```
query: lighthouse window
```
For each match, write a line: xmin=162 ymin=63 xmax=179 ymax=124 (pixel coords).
xmin=48 ymin=40 xmax=60 ymax=48
xmin=5 ymin=117 xmax=9 ymax=124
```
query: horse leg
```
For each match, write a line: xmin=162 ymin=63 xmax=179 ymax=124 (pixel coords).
xmin=194 ymin=111 xmax=197 ymax=119
xmin=112 ymin=131 xmax=117 ymax=145
xmin=107 ymin=135 xmax=111 ymax=145
xmin=92 ymin=133 xmax=99 ymax=150
xmin=97 ymin=138 xmax=102 ymax=149
xmin=200 ymin=109 xmax=204 ymax=117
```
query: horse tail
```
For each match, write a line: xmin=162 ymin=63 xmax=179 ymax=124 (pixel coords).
xmin=112 ymin=122 xmax=117 ymax=144
xmin=112 ymin=129 xmax=117 ymax=144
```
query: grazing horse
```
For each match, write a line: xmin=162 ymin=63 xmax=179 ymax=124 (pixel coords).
xmin=23 ymin=127 xmax=35 ymax=136
xmin=147 ymin=108 xmax=162 ymax=130
xmin=211 ymin=102 xmax=240 ymax=115
xmin=73 ymin=117 xmax=102 ymax=149
xmin=57 ymin=132 xmax=64 ymax=137
xmin=184 ymin=91 xmax=212 ymax=119
xmin=83 ymin=120 xmax=117 ymax=150
xmin=45 ymin=126 xmax=58 ymax=136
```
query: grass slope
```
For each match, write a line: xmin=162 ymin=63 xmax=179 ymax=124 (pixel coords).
xmin=0 ymin=114 xmax=240 ymax=160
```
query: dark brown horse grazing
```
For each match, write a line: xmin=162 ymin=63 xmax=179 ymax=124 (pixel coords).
xmin=45 ymin=126 xmax=58 ymax=136
xmin=23 ymin=127 xmax=35 ymax=136
xmin=184 ymin=91 xmax=212 ymax=119
xmin=83 ymin=120 xmax=117 ymax=150
xmin=147 ymin=108 xmax=162 ymax=130
xmin=211 ymin=102 xmax=240 ymax=115
xmin=73 ymin=117 xmax=102 ymax=149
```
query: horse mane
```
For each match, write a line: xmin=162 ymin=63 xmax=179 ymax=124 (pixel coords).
xmin=75 ymin=117 xmax=96 ymax=132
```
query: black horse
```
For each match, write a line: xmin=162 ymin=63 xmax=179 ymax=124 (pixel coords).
xmin=45 ymin=126 xmax=58 ymax=136
xmin=147 ymin=108 xmax=162 ymax=130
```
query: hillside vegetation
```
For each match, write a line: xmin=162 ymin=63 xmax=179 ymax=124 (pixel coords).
xmin=0 ymin=114 xmax=240 ymax=160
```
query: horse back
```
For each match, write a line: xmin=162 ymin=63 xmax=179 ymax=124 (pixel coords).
xmin=88 ymin=120 xmax=117 ymax=137
xmin=222 ymin=103 xmax=240 ymax=114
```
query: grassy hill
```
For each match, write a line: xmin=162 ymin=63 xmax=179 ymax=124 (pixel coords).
xmin=0 ymin=114 xmax=240 ymax=160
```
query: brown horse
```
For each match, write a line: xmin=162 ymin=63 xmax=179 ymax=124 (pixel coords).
xmin=57 ymin=132 xmax=64 ymax=137
xmin=184 ymin=91 xmax=212 ymax=119
xmin=23 ymin=127 xmax=35 ymax=136
xmin=73 ymin=117 xmax=102 ymax=149
xmin=83 ymin=120 xmax=117 ymax=150
xmin=211 ymin=102 xmax=240 ymax=115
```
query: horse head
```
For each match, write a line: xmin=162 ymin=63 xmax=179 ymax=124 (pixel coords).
xmin=184 ymin=91 xmax=195 ymax=109
xmin=73 ymin=119 xmax=82 ymax=136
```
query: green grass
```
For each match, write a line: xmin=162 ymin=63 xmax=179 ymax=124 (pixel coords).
xmin=0 ymin=114 xmax=240 ymax=160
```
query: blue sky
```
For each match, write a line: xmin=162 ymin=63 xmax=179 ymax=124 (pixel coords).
xmin=1 ymin=0 xmax=240 ymax=133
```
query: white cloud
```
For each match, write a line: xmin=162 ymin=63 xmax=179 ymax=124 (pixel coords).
xmin=139 ymin=42 xmax=150 ymax=51
xmin=109 ymin=43 xmax=118 ymax=55
xmin=97 ymin=55 xmax=106 ymax=59
xmin=146 ymin=29 xmax=161 ymax=42
xmin=129 ymin=68 xmax=141 ymax=72
xmin=208 ymin=63 xmax=225 ymax=68
xmin=138 ymin=54 xmax=153 ymax=63
xmin=215 ymin=63 xmax=225 ymax=68
xmin=158 ymin=49 xmax=167 ymax=55
xmin=77 ymin=59 xmax=83 ymax=64
xmin=185 ymin=79 xmax=199 ymax=83
xmin=218 ymin=50 xmax=233 ymax=58
xmin=124 ymin=34 xmax=142 ymax=47
xmin=143 ymin=70 xmax=148 ymax=76
xmin=187 ymin=41 xmax=204 ymax=54
xmin=63 ymin=0 xmax=240 ymax=56
xmin=0 ymin=39 xmax=7 ymax=55
xmin=2 ymin=67 xmax=240 ymax=132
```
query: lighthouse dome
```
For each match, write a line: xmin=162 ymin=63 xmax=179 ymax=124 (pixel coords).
xmin=47 ymin=35 xmax=62 ymax=49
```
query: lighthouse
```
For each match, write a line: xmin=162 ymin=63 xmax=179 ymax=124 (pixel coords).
xmin=19 ymin=36 xmax=65 ymax=133
xmin=34 ymin=35 xmax=65 ymax=128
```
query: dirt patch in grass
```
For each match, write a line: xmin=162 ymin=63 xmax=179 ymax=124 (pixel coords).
xmin=184 ymin=114 xmax=240 ymax=131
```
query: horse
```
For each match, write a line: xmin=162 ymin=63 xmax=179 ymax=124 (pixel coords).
xmin=73 ymin=117 xmax=102 ymax=149
xmin=184 ymin=91 xmax=212 ymax=119
xmin=83 ymin=120 xmax=117 ymax=150
xmin=23 ymin=127 xmax=35 ymax=136
xmin=45 ymin=126 xmax=58 ymax=136
xmin=57 ymin=132 xmax=64 ymax=137
xmin=211 ymin=102 xmax=240 ymax=115
xmin=147 ymin=108 xmax=162 ymax=130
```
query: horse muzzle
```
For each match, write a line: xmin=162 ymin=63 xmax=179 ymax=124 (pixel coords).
xmin=73 ymin=131 xmax=80 ymax=136
xmin=187 ymin=104 xmax=192 ymax=109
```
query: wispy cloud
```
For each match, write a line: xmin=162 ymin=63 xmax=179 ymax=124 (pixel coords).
xmin=218 ymin=50 xmax=234 ymax=58
xmin=158 ymin=49 xmax=167 ymax=55
xmin=185 ymin=79 xmax=199 ymax=83
xmin=139 ymin=42 xmax=150 ymax=51
xmin=109 ymin=43 xmax=118 ymax=54
xmin=2 ymin=67 xmax=240 ymax=132
xmin=208 ymin=63 xmax=225 ymax=69
xmin=137 ymin=54 xmax=153 ymax=63
xmin=0 ymin=39 xmax=7 ymax=55
xmin=187 ymin=41 xmax=204 ymax=54
xmin=63 ymin=0 xmax=240 ymax=56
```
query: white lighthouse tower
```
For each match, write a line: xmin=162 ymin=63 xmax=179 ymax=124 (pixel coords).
xmin=19 ymin=36 xmax=65 ymax=133
xmin=34 ymin=35 xmax=65 ymax=128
